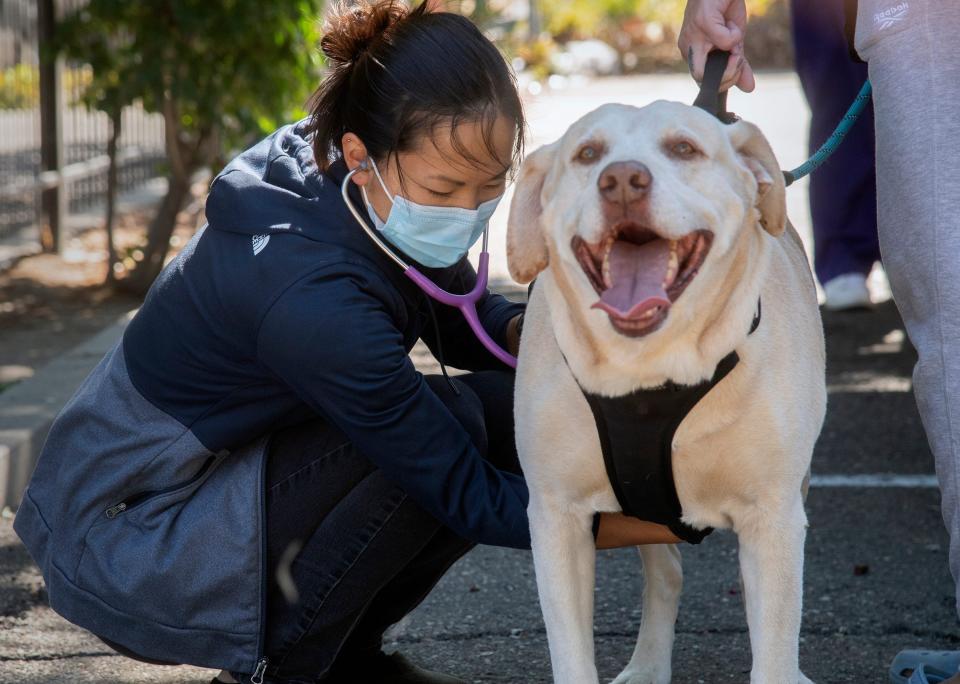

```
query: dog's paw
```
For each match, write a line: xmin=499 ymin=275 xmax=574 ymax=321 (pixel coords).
xmin=609 ymin=665 xmax=670 ymax=684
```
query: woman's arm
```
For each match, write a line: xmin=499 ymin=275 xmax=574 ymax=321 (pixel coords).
xmin=257 ymin=268 xmax=532 ymax=550
xmin=595 ymin=513 xmax=682 ymax=549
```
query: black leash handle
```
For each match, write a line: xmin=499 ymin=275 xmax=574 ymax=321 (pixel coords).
xmin=692 ymin=49 xmax=736 ymax=124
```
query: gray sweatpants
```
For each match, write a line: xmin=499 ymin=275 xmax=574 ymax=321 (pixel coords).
xmin=854 ymin=0 xmax=960 ymax=616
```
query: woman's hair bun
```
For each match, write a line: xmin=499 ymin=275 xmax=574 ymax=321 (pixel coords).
xmin=321 ymin=0 xmax=413 ymax=66
xmin=306 ymin=0 xmax=525 ymax=173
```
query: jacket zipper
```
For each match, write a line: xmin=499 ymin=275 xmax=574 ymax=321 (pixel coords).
xmin=250 ymin=656 xmax=268 ymax=683
xmin=251 ymin=436 xmax=270 ymax=683
xmin=104 ymin=454 xmax=217 ymax=519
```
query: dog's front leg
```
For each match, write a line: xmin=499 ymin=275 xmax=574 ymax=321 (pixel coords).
xmin=529 ymin=498 xmax=599 ymax=684
xmin=611 ymin=544 xmax=682 ymax=684
xmin=737 ymin=496 xmax=813 ymax=684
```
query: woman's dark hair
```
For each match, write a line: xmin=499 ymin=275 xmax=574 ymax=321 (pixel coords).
xmin=306 ymin=0 xmax=525 ymax=178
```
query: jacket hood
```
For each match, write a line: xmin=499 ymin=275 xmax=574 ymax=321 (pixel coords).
xmin=204 ymin=117 xmax=364 ymax=241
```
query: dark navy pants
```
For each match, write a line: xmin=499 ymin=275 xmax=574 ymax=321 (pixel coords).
xmin=791 ymin=0 xmax=880 ymax=285
xmin=233 ymin=370 xmax=520 ymax=684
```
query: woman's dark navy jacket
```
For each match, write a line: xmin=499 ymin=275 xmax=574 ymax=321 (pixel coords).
xmin=13 ymin=117 xmax=530 ymax=675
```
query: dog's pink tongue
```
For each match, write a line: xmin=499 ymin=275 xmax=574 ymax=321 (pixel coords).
xmin=592 ymin=238 xmax=671 ymax=319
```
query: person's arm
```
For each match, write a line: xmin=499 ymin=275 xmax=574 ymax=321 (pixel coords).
xmin=504 ymin=312 xmax=522 ymax=357
xmin=257 ymin=268 xmax=531 ymax=549
xmin=419 ymin=258 xmax=525 ymax=371
xmin=595 ymin=513 xmax=682 ymax=549
xmin=678 ymin=0 xmax=755 ymax=92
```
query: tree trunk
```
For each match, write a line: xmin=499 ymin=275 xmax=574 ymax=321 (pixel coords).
xmin=116 ymin=92 xmax=215 ymax=296
xmin=116 ymin=172 xmax=191 ymax=295
xmin=104 ymin=105 xmax=121 ymax=285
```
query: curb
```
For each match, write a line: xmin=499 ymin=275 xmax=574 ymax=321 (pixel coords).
xmin=0 ymin=309 xmax=136 ymax=511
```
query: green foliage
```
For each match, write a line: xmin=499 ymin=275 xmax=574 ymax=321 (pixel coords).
xmin=538 ymin=0 xmax=778 ymax=43
xmin=631 ymin=0 xmax=687 ymax=26
xmin=53 ymin=0 xmax=326 ymax=157
xmin=0 ymin=64 xmax=40 ymax=109
xmin=538 ymin=0 xmax=680 ymax=39
xmin=0 ymin=64 xmax=128 ymax=110
xmin=514 ymin=35 xmax=557 ymax=80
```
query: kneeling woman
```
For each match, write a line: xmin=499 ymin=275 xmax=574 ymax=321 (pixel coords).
xmin=14 ymin=2 xmax=678 ymax=682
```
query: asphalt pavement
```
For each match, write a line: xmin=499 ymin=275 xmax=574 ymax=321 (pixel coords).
xmin=1 ymin=72 xmax=956 ymax=683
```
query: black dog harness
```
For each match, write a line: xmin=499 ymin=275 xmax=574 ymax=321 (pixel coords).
xmin=569 ymin=302 xmax=761 ymax=544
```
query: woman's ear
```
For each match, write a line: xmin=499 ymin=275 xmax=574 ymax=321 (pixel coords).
xmin=506 ymin=141 xmax=558 ymax=284
xmin=727 ymin=120 xmax=786 ymax=237
xmin=341 ymin=133 xmax=371 ymax=185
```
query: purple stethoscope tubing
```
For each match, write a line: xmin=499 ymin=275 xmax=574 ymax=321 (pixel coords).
xmin=341 ymin=166 xmax=518 ymax=369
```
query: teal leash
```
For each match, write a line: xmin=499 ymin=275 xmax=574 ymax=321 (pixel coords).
xmin=783 ymin=80 xmax=873 ymax=186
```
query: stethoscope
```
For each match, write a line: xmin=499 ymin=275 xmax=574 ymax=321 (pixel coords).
xmin=341 ymin=161 xmax=519 ymax=368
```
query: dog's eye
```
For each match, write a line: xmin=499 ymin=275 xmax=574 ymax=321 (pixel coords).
xmin=575 ymin=143 xmax=604 ymax=164
xmin=670 ymin=140 xmax=699 ymax=158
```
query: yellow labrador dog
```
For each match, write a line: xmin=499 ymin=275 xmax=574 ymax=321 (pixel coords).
xmin=507 ymin=101 xmax=826 ymax=684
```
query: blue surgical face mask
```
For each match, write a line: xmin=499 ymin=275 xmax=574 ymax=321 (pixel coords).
xmin=359 ymin=157 xmax=503 ymax=268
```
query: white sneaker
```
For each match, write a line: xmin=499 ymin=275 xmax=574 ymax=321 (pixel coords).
xmin=823 ymin=273 xmax=872 ymax=311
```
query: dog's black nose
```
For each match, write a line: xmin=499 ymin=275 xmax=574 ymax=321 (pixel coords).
xmin=598 ymin=161 xmax=652 ymax=204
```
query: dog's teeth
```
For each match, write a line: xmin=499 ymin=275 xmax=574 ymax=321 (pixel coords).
xmin=601 ymin=239 xmax=614 ymax=288
xmin=637 ymin=306 xmax=658 ymax=321
xmin=663 ymin=242 xmax=680 ymax=287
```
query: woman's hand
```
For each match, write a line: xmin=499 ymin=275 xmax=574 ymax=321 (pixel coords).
xmin=595 ymin=512 xmax=682 ymax=549
xmin=678 ymin=0 xmax=755 ymax=93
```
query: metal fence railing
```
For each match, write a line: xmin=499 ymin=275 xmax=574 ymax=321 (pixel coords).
xmin=0 ymin=0 xmax=166 ymax=259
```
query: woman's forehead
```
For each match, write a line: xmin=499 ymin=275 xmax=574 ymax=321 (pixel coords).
xmin=402 ymin=115 xmax=516 ymax=180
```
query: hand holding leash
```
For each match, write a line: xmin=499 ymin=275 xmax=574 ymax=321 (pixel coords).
xmin=678 ymin=0 xmax=755 ymax=93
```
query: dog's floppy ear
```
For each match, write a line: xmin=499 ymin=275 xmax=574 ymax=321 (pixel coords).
xmin=727 ymin=120 xmax=786 ymax=237
xmin=506 ymin=141 xmax=558 ymax=284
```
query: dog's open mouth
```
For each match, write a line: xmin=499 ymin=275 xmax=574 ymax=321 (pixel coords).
xmin=572 ymin=224 xmax=714 ymax=336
